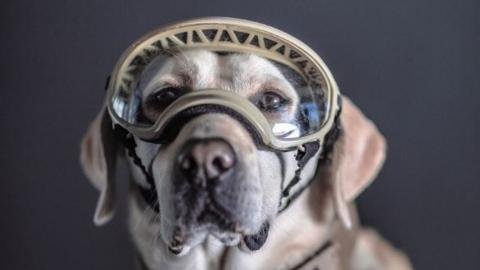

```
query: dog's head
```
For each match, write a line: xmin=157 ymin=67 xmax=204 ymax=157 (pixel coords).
xmin=80 ymin=49 xmax=386 ymax=257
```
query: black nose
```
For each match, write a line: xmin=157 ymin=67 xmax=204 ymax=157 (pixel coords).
xmin=177 ymin=139 xmax=236 ymax=186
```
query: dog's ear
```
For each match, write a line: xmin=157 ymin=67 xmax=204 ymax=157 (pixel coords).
xmin=80 ymin=107 xmax=119 ymax=226
xmin=327 ymin=97 xmax=386 ymax=229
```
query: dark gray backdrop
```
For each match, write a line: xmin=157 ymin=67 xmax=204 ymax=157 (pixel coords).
xmin=1 ymin=0 xmax=479 ymax=269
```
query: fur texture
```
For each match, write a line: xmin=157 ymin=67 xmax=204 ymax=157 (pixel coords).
xmin=80 ymin=49 xmax=412 ymax=269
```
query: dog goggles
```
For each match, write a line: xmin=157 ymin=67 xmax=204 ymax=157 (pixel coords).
xmin=106 ymin=17 xmax=341 ymax=151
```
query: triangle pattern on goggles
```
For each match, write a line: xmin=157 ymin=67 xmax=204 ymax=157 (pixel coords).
xmin=112 ymin=18 xmax=328 ymax=98
xmin=107 ymin=17 xmax=341 ymax=152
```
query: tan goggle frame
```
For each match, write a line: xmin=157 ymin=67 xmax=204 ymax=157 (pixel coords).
xmin=106 ymin=17 xmax=341 ymax=150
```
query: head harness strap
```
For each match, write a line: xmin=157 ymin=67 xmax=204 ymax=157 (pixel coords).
xmin=114 ymin=96 xmax=341 ymax=215
xmin=114 ymin=125 xmax=160 ymax=212
xmin=278 ymin=100 xmax=342 ymax=212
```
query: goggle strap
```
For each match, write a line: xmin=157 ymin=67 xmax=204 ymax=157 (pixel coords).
xmin=117 ymin=97 xmax=341 ymax=215
xmin=104 ymin=75 xmax=111 ymax=92
xmin=114 ymin=125 xmax=160 ymax=212
xmin=281 ymin=141 xmax=320 ymax=198
xmin=277 ymin=104 xmax=342 ymax=213
xmin=277 ymin=141 xmax=320 ymax=213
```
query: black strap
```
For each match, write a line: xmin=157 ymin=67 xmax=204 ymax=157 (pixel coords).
xmin=114 ymin=125 xmax=160 ymax=212
xmin=116 ymin=96 xmax=342 ymax=215
xmin=289 ymin=240 xmax=333 ymax=270
xmin=282 ymin=141 xmax=321 ymax=198
xmin=277 ymin=100 xmax=342 ymax=213
xmin=278 ymin=141 xmax=320 ymax=212
xmin=117 ymin=127 xmax=323 ymax=215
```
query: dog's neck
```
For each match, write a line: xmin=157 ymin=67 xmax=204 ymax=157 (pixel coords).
xmin=129 ymin=181 xmax=356 ymax=270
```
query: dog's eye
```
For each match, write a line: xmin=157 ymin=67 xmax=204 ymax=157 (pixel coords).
xmin=145 ymin=86 xmax=183 ymax=110
xmin=153 ymin=87 xmax=180 ymax=103
xmin=257 ymin=91 xmax=288 ymax=111
xmin=141 ymin=86 xmax=186 ymax=122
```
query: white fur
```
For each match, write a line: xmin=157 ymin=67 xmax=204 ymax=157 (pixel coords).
xmin=81 ymin=49 xmax=412 ymax=270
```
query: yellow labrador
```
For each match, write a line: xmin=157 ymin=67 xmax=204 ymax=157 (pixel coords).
xmin=80 ymin=49 xmax=412 ymax=270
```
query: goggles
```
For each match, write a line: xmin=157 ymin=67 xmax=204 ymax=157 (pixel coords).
xmin=106 ymin=17 xmax=341 ymax=151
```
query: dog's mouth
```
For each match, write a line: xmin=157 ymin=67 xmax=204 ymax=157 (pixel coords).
xmin=197 ymin=193 xmax=238 ymax=230
xmin=167 ymin=218 xmax=270 ymax=256
xmin=165 ymin=191 xmax=270 ymax=256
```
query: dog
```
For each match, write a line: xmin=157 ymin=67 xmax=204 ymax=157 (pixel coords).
xmin=80 ymin=49 xmax=412 ymax=269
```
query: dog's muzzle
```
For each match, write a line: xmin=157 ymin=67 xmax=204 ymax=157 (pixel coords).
xmin=174 ymin=138 xmax=240 ymax=225
xmin=172 ymin=137 xmax=256 ymax=232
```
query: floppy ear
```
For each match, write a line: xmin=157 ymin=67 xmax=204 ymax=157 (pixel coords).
xmin=80 ymin=107 xmax=119 ymax=226
xmin=328 ymin=97 xmax=387 ymax=229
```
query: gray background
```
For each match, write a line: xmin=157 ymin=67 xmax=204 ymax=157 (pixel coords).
xmin=1 ymin=0 xmax=479 ymax=269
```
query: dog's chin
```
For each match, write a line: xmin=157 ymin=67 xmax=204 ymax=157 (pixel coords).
xmin=165 ymin=218 xmax=269 ymax=257
xmin=211 ymin=230 xmax=243 ymax=246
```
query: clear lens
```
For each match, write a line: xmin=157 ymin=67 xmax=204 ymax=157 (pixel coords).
xmin=110 ymin=49 xmax=329 ymax=139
